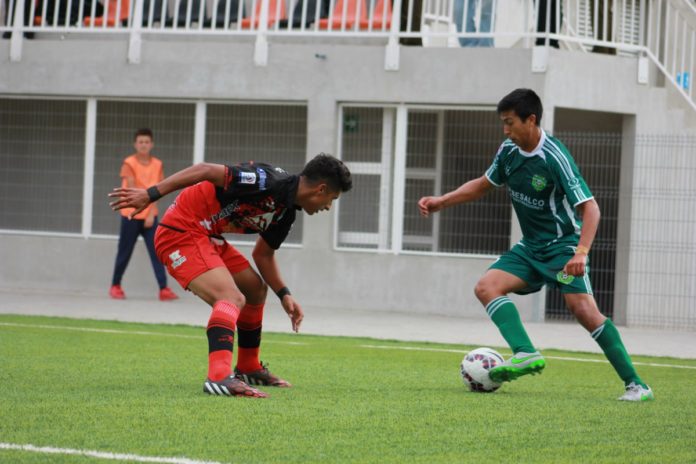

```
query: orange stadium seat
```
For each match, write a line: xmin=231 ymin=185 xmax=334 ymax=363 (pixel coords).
xmin=318 ymin=0 xmax=367 ymax=30
xmin=240 ymin=0 xmax=287 ymax=29
xmin=84 ymin=0 xmax=130 ymax=26
xmin=359 ymin=0 xmax=391 ymax=30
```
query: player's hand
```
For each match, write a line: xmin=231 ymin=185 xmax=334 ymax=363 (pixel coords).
xmin=144 ymin=214 xmax=155 ymax=229
xmin=281 ymin=295 xmax=304 ymax=333
xmin=563 ymin=253 xmax=587 ymax=277
xmin=109 ymin=187 xmax=149 ymax=219
xmin=418 ymin=196 xmax=445 ymax=217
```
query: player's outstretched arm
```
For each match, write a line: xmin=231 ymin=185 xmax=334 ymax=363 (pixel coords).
xmin=252 ymin=237 xmax=304 ymax=333
xmin=418 ymin=175 xmax=493 ymax=217
xmin=109 ymin=163 xmax=226 ymax=219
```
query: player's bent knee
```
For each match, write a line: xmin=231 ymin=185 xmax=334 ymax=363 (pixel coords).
xmin=229 ymin=293 xmax=247 ymax=309
xmin=205 ymin=287 xmax=246 ymax=309
xmin=474 ymin=280 xmax=494 ymax=303
xmin=256 ymin=281 xmax=268 ymax=300
xmin=242 ymin=279 xmax=268 ymax=305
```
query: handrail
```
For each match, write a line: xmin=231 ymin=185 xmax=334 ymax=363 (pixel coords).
xmin=2 ymin=0 xmax=694 ymax=112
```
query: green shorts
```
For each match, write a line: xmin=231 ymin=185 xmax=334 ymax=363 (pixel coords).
xmin=489 ymin=241 xmax=594 ymax=295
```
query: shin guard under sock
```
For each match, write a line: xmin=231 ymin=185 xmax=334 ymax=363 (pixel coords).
xmin=592 ymin=319 xmax=644 ymax=387
xmin=206 ymin=300 xmax=240 ymax=381
xmin=486 ymin=296 xmax=536 ymax=354
xmin=236 ymin=302 xmax=264 ymax=372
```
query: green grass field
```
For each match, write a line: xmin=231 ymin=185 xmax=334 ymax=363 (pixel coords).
xmin=1 ymin=314 xmax=695 ymax=464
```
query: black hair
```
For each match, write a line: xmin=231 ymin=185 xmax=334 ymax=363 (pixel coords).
xmin=496 ymin=88 xmax=543 ymax=126
xmin=134 ymin=128 xmax=154 ymax=140
xmin=300 ymin=153 xmax=352 ymax=193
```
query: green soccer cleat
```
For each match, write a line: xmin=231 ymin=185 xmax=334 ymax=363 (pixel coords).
xmin=488 ymin=351 xmax=546 ymax=383
xmin=618 ymin=382 xmax=654 ymax=402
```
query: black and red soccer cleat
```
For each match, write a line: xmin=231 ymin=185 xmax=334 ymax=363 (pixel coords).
xmin=203 ymin=375 xmax=268 ymax=398
xmin=235 ymin=362 xmax=292 ymax=388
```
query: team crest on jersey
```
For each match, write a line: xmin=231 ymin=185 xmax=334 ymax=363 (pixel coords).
xmin=556 ymin=271 xmax=575 ymax=285
xmin=531 ymin=174 xmax=547 ymax=192
xmin=240 ymin=172 xmax=257 ymax=184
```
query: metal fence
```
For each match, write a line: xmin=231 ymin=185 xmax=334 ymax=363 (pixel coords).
xmin=545 ymin=131 xmax=622 ymax=322
xmin=626 ymin=134 xmax=696 ymax=329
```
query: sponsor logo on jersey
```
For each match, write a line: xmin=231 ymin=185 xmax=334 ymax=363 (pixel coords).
xmin=239 ymin=212 xmax=276 ymax=232
xmin=257 ymin=168 xmax=267 ymax=190
xmin=169 ymin=250 xmax=187 ymax=269
xmin=509 ymin=188 xmax=545 ymax=210
xmin=210 ymin=200 xmax=240 ymax=225
xmin=567 ymin=176 xmax=585 ymax=196
xmin=556 ymin=271 xmax=575 ymax=284
xmin=240 ymin=172 xmax=257 ymax=184
xmin=531 ymin=174 xmax=547 ymax=192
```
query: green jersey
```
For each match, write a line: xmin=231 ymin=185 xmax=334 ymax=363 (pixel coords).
xmin=485 ymin=130 xmax=593 ymax=251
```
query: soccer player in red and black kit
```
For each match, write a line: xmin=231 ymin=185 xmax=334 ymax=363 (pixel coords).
xmin=109 ymin=154 xmax=352 ymax=398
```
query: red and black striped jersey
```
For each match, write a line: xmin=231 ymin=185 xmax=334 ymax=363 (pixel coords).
xmin=160 ymin=162 xmax=300 ymax=249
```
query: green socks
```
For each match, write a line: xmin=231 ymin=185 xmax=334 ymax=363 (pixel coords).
xmin=486 ymin=298 xmax=645 ymax=388
xmin=592 ymin=319 xmax=645 ymax=387
xmin=486 ymin=296 xmax=536 ymax=354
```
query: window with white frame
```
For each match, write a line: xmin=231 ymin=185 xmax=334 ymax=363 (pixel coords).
xmin=336 ymin=104 xmax=511 ymax=256
xmin=91 ymin=101 xmax=196 ymax=236
xmin=337 ymin=106 xmax=395 ymax=249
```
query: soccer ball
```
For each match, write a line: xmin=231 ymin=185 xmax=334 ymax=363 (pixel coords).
xmin=460 ymin=347 xmax=505 ymax=393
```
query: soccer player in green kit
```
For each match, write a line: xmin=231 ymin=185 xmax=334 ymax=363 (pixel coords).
xmin=418 ymin=89 xmax=653 ymax=401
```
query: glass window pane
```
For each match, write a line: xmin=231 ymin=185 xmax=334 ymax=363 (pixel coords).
xmin=341 ymin=107 xmax=383 ymax=163
xmin=92 ymin=101 xmax=196 ymax=235
xmin=403 ymin=109 xmax=511 ymax=255
xmin=407 ymin=111 xmax=438 ymax=169
xmin=337 ymin=173 xmax=382 ymax=249
xmin=0 ymin=98 xmax=85 ymax=233
xmin=439 ymin=109 xmax=511 ymax=254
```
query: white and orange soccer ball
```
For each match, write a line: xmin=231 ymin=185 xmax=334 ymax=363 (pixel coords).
xmin=460 ymin=347 xmax=505 ymax=392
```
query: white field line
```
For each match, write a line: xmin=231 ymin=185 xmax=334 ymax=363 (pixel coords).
xmin=0 ymin=442 xmax=225 ymax=464
xmin=1 ymin=321 xmax=692 ymax=368
xmin=0 ymin=322 xmax=307 ymax=345
xmin=359 ymin=344 xmax=696 ymax=370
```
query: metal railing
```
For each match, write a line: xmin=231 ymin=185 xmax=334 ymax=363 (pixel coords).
xmin=2 ymin=0 xmax=695 ymax=110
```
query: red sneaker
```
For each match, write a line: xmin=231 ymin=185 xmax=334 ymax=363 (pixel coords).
xmin=109 ymin=285 xmax=125 ymax=299
xmin=159 ymin=287 xmax=179 ymax=301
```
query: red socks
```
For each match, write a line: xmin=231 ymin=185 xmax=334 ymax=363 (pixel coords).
xmin=206 ymin=301 xmax=240 ymax=381
xmin=236 ymin=302 xmax=264 ymax=372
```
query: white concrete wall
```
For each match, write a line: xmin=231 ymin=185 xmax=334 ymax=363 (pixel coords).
xmin=1 ymin=38 xmax=696 ymax=327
